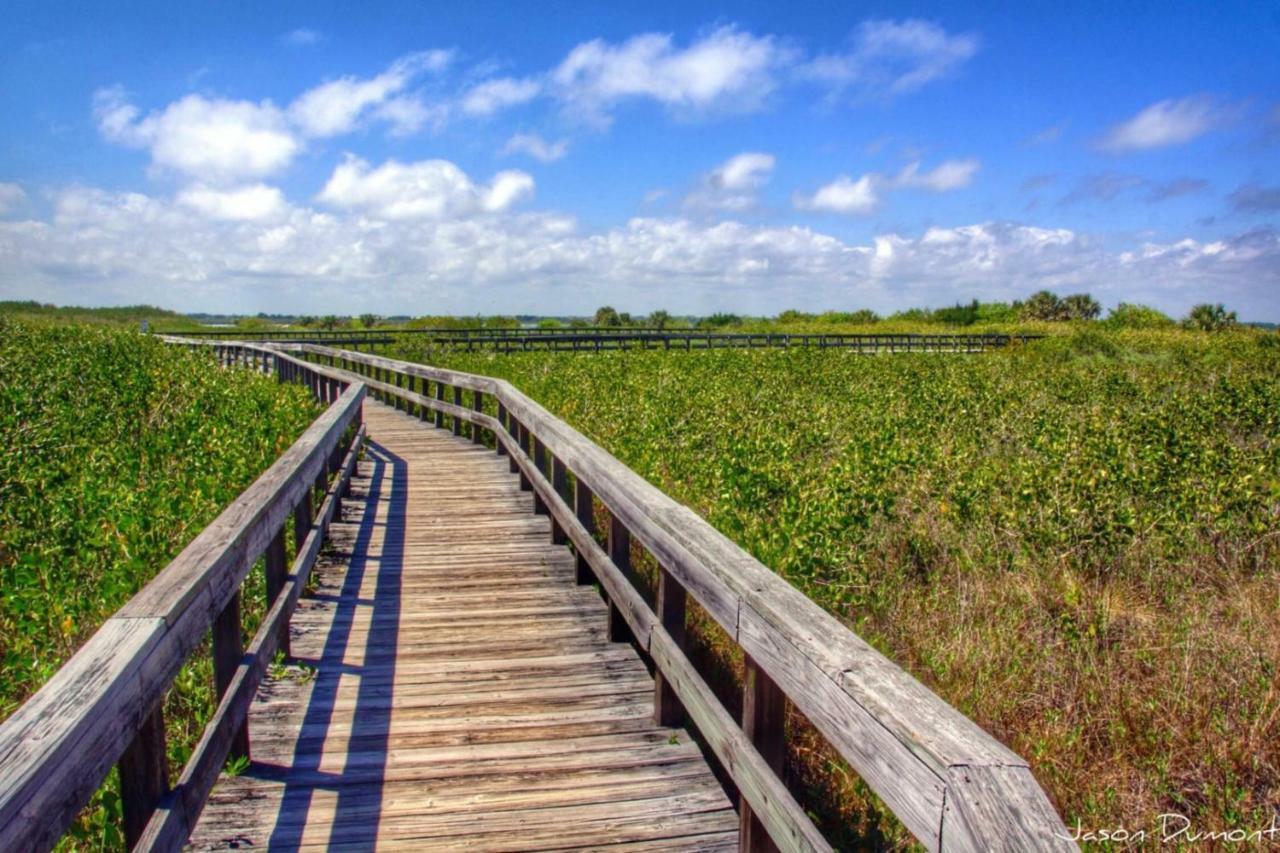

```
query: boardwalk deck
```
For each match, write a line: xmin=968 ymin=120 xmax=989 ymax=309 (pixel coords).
xmin=188 ymin=401 xmax=739 ymax=851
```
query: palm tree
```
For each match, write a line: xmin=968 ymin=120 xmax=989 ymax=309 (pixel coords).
xmin=1183 ymin=303 xmax=1237 ymax=331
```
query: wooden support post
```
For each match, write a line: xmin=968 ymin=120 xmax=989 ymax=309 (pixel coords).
xmin=507 ymin=412 xmax=520 ymax=474
xmin=265 ymin=527 xmax=290 ymax=657
xmin=532 ymin=437 xmax=548 ymax=515
xmin=574 ymin=480 xmax=595 ymax=585
xmin=495 ymin=401 xmax=507 ymax=455
xmin=294 ymin=491 xmax=312 ymax=555
xmin=653 ymin=567 xmax=687 ymax=726
xmin=607 ymin=515 xmax=632 ymax=643
xmin=551 ymin=457 xmax=567 ymax=544
xmin=118 ymin=702 xmax=168 ymax=850
xmin=213 ymin=591 xmax=250 ymax=760
xmin=739 ymin=655 xmax=786 ymax=852
xmin=453 ymin=386 xmax=463 ymax=435
xmin=435 ymin=383 xmax=445 ymax=428
xmin=516 ymin=422 xmax=532 ymax=492
xmin=472 ymin=391 xmax=485 ymax=444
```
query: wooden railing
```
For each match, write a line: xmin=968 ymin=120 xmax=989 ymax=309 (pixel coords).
xmin=290 ymin=343 xmax=1076 ymax=852
xmin=168 ymin=328 xmax=1040 ymax=353
xmin=0 ymin=344 xmax=365 ymax=852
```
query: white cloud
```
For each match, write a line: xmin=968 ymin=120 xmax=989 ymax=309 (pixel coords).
xmin=893 ymin=158 xmax=979 ymax=191
xmin=281 ymin=28 xmax=323 ymax=47
xmin=685 ymin=152 xmax=775 ymax=211
xmin=316 ymin=155 xmax=534 ymax=219
xmin=3 ymin=185 xmax=1277 ymax=318
xmin=94 ymin=89 xmax=299 ymax=182
xmin=795 ymin=174 xmax=880 ymax=215
xmin=552 ymin=26 xmax=792 ymax=122
xmin=796 ymin=158 xmax=978 ymax=215
xmin=0 ymin=183 xmax=27 ymax=214
xmin=803 ymin=19 xmax=978 ymax=99
xmin=502 ymin=133 xmax=570 ymax=162
xmin=1100 ymin=96 xmax=1222 ymax=151
xmin=460 ymin=77 xmax=541 ymax=116
xmin=177 ymin=184 xmax=288 ymax=222
xmin=287 ymin=51 xmax=452 ymax=137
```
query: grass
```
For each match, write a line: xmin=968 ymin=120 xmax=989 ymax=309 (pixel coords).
xmin=0 ymin=319 xmax=318 ymax=847
xmin=389 ymin=327 xmax=1280 ymax=848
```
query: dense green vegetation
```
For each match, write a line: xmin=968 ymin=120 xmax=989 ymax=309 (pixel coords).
xmin=0 ymin=300 xmax=204 ymax=332
xmin=0 ymin=320 xmax=318 ymax=846
xmin=392 ymin=328 xmax=1280 ymax=846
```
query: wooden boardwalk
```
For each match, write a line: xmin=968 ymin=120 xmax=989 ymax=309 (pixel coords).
xmin=188 ymin=401 xmax=738 ymax=850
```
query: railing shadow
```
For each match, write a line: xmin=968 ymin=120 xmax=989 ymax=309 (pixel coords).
xmin=254 ymin=437 xmax=406 ymax=848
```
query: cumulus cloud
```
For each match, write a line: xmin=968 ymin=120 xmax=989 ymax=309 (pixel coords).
xmin=316 ymin=155 xmax=534 ymax=219
xmin=0 ymin=183 xmax=27 ymax=215
xmin=1229 ymin=182 xmax=1280 ymax=213
xmin=795 ymin=158 xmax=978 ymax=215
xmin=1100 ymin=96 xmax=1225 ymax=151
xmin=177 ymin=184 xmax=289 ymax=221
xmin=2 ymin=185 xmax=1277 ymax=317
xmin=802 ymin=19 xmax=978 ymax=100
xmin=551 ymin=26 xmax=792 ymax=122
xmin=460 ymin=77 xmax=541 ymax=116
xmin=795 ymin=174 xmax=880 ymax=215
xmin=684 ymin=152 xmax=775 ymax=211
xmin=502 ymin=133 xmax=570 ymax=162
xmin=287 ymin=50 xmax=453 ymax=137
xmin=94 ymin=88 xmax=299 ymax=182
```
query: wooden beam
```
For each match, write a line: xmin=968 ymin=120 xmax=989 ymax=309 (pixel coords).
xmin=654 ymin=567 xmax=686 ymax=727
xmin=118 ymin=702 xmax=167 ymax=850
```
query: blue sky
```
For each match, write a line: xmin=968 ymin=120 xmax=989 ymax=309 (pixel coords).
xmin=1 ymin=0 xmax=1277 ymax=318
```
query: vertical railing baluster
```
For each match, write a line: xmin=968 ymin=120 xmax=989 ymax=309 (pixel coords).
xmin=435 ymin=382 xmax=445 ymax=428
xmin=607 ymin=516 xmax=632 ymax=643
xmin=213 ymin=591 xmax=249 ymax=760
xmin=532 ymin=437 xmax=548 ymax=514
xmin=739 ymin=655 xmax=786 ymax=852
xmin=654 ymin=567 xmax=686 ymax=726
xmin=551 ymin=457 xmax=567 ymax=544
xmin=453 ymin=386 xmax=463 ymax=435
xmin=516 ymin=422 xmax=532 ymax=492
xmin=118 ymin=702 xmax=168 ymax=849
xmin=574 ymin=480 xmax=595 ymax=585
xmin=265 ymin=527 xmax=289 ymax=656
xmin=473 ymin=391 xmax=485 ymax=445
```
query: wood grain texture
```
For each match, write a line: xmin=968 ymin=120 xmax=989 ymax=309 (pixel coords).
xmin=188 ymin=402 xmax=736 ymax=851
xmin=292 ymin=345 xmax=1074 ymax=852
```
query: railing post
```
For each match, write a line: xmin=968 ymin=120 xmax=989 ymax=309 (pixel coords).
xmin=516 ymin=422 xmax=532 ymax=492
xmin=740 ymin=654 xmax=786 ymax=852
xmin=472 ymin=391 xmax=485 ymax=445
xmin=453 ymin=386 xmax=463 ymax=435
xmin=574 ymin=480 xmax=595 ymax=585
xmin=213 ymin=591 xmax=250 ymax=760
xmin=118 ymin=701 xmax=168 ymax=849
xmin=532 ymin=437 xmax=548 ymax=514
xmin=265 ymin=526 xmax=289 ymax=657
xmin=434 ymin=383 xmax=445 ymax=428
xmin=551 ymin=457 xmax=567 ymax=544
xmin=495 ymin=401 xmax=508 ymax=456
xmin=653 ymin=567 xmax=686 ymax=726
xmin=607 ymin=515 xmax=632 ymax=643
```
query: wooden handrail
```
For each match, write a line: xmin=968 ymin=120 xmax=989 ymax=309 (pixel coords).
xmin=290 ymin=343 xmax=1075 ymax=852
xmin=0 ymin=343 xmax=365 ymax=852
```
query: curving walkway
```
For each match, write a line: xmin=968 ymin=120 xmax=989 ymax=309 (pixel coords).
xmin=188 ymin=401 xmax=737 ymax=851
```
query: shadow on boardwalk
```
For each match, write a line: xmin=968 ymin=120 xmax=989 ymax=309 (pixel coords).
xmin=255 ymin=440 xmax=405 ymax=848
